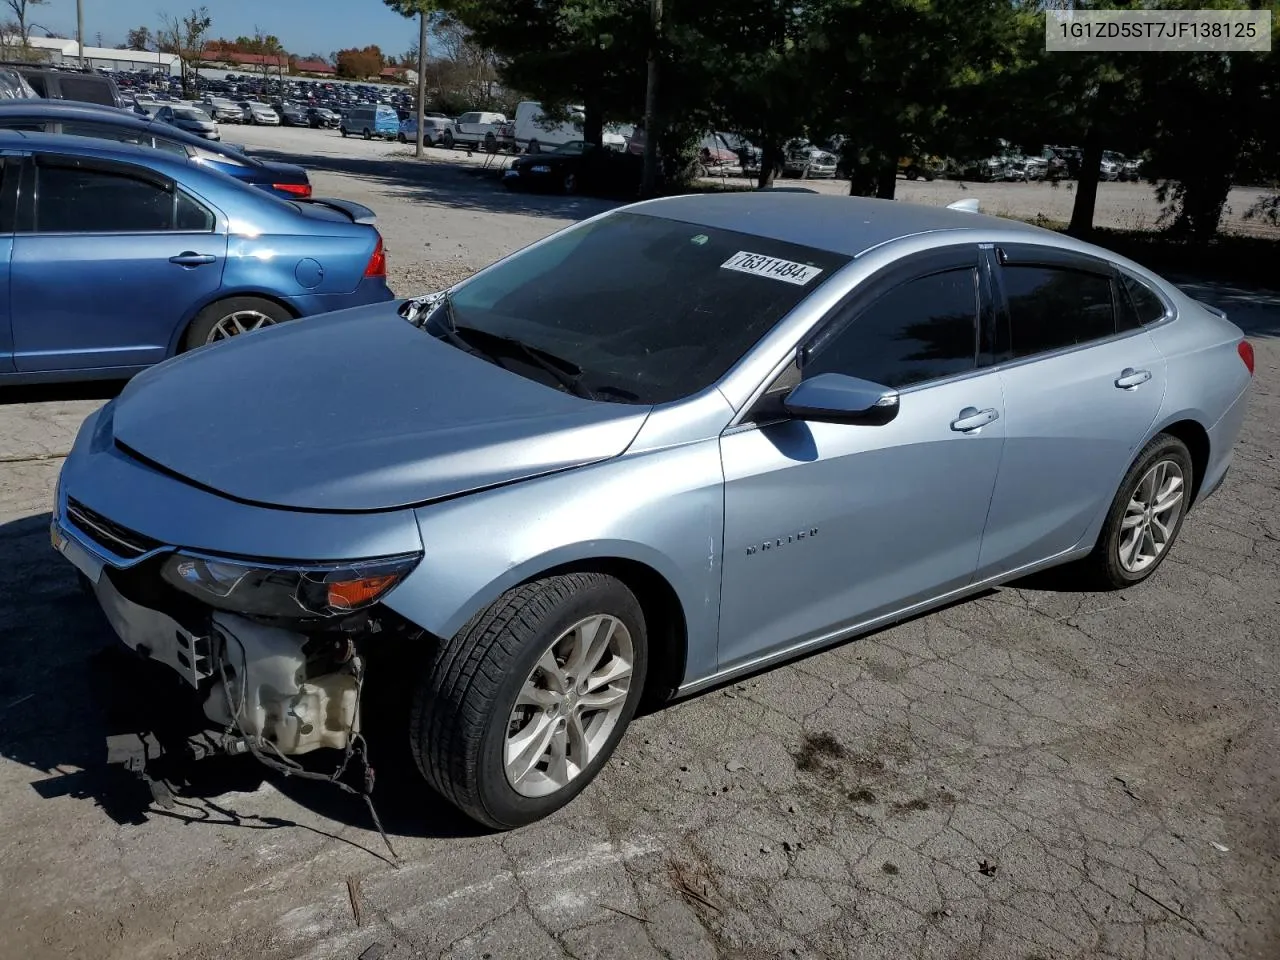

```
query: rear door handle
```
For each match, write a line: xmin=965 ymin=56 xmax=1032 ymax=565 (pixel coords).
xmin=169 ymin=252 xmax=217 ymax=267
xmin=1115 ymin=368 xmax=1152 ymax=389
xmin=951 ymin=407 xmax=1000 ymax=432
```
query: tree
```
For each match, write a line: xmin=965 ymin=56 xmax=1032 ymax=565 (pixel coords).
xmin=3 ymin=0 xmax=46 ymax=46
xmin=335 ymin=45 xmax=386 ymax=79
xmin=385 ymin=1 xmax=439 ymax=159
xmin=158 ymin=6 xmax=212 ymax=98
xmin=124 ymin=26 xmax=152 ymax=51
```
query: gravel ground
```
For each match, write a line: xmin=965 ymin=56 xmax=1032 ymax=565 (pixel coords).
xmin=0 ymin=126 xmax=1278 ymax=960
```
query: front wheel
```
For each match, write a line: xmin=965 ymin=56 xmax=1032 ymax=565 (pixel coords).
xmin=397 ymin=132 xmax=406 ymax=143
xmin=363 ymin=128 xmax=372 ymax=140
xmin=442 ymin=130 xmax=454 ymax=149
xmin=340 ymin=127 xmax=348 ymax=138
xmin=411 ymin=573 xmax=648 ymax=829
xmin=1083 ymin=433 xmax=1193 ymax=589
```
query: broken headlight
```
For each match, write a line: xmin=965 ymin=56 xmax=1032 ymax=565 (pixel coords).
xmin=160 ymin=551 xmax=421 ymax=619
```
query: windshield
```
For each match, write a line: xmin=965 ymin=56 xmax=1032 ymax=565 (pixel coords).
xmin=173 ymin=108 xmax=207 ymax=121
xmin=444 ymin=212 xmax=849 ymax=404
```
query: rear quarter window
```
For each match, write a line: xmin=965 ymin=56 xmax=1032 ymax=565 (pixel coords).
xmin=56 ymin=76 xmax=117 ymax=107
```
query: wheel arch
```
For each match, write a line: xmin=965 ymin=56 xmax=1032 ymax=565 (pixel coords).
xmin=1154 ymin=417 xmax=1211 ymax=506
xmin=171 ymin=291 xmax=302 ymax=355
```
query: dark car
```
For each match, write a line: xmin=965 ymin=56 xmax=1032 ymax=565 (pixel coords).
xmin=7 ymin=65 xmax=124 ymax=108
xmin=503 ymin=140 xmax=640 ymax=196
xmin=0 ymin=66 xmax=37 ymax=100
xmin=154 ymin=104 xmax=220 ymax=141
xmin=306 ymin=106 xmax=340 ymax=129
xmin=279 ymin=103 xmax=308 ymax=127
xmin=0 ymin=101 xmax=311 ymax=199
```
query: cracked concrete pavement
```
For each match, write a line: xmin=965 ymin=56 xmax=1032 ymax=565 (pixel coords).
xmin=0 ymin=133 xmax=1277 ymax=960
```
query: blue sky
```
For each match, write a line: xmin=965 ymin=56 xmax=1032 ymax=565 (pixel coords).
xmin=35 ymin=1 xmax=421 ymax=59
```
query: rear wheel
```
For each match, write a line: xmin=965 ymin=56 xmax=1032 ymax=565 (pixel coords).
xmin=442 ymin=129 xmax=454 ymax=149
xmin=363 ymin=128 xmax=372 ymax=140
xmin=397 ymin=132 xmax=406 ymax=143
xmin=340 ymin=126 xmax=348 ymax=138
xmin=1082 ymin=433 xmax=1193 ymax=589
xmin=411 ymin=573 xmax=647 ymax=829
xmin=484 ymin=131 xmax=498 ymax=154
xmin=183 ymin=297 xmax=294 ymax=351
xmin=562 ymin=172 xmax=579 ymax=195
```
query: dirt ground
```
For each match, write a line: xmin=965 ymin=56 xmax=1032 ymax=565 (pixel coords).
xmin=0 ymin=126 xmax=1278 ymax=960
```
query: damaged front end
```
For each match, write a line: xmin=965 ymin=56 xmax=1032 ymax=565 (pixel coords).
xmin=52 ymin=498 xmax=421 ymax=820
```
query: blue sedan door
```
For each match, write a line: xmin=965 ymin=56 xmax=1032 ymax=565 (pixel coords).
xmin=10 ymin=153 xmax=225 ymax=374
xmin=975 ymin=245 xmax=1167 ymax=578
xmin=0 ymin=156 xmax=14 ymax=375
xmin=718 ymin=248 xmax=1005 ymax=673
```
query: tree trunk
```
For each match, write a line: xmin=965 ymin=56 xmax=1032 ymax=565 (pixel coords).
xmin=641 ymin=0 xmax=662 ymax=198
xmin=1068 ymin=130 xmax=1103 ymax=238
xmin=757 ymin=139 xmax=779 ymax=189
xmin=875 ymin=160 xmax=897 ymax=200
xmin=415 ymin=11 xmax=428 ymax=160
xmin=583 ymin=97 xmax=604 ymax=148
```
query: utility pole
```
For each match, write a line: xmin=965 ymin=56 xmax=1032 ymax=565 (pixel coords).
xmin=640 ymin=0 xmax=662 ymax=197
xmin=77 ymin=0 xmax=85 ymax=68
xmin=415 ymin=10 xmax=427 ymax=159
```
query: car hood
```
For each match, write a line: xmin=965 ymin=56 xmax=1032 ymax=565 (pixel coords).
xmin=110 ymin=306 xmax=651 ymax=512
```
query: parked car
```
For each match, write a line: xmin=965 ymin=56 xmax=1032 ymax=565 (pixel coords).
xmin=720 ymin=132 xmax=762 ymax=175
xmin=898 ymin=155 xmax=943 ymax=181
xmin=0 ymin=101 xmax=312 ymax=199
xmin=0 ymin=131 xmax=391 ymax=383
xmin=503 ymin=140 xmax=640 ymax=195
xmin=8 ymin=64 xmax=123 ymax=108
xmin=782 ymin=140 xmax=838 ymax=178
xmin=237 ymin=101 xmax=280 ymax=125
xmin=50 ymin=193 xmax=1252 ymax=830
xmin=200 ymin=96 xmax=242 ymax=123
xmin=340 ymin=103 xmax=399 ymax=139
xmin=503 ymin=101 xmax=627 ymax=154
xmin=278 ymin=103 xmax=309 ymax=127
xmin=154 ymin=105 xmax=219 ymax=141
xmin=697 ymin=132 xmax=738 ymax=173
xmin=440 ymin=110 xmax=507 ymax=151
xmin=397 ymin=115 xmax=451 ymax=145
xmin=306 ymin=106 xmax=340 ymax=129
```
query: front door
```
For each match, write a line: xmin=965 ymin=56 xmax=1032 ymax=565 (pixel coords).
xmin=718 ymin=251 xmax=1005 ymax=672
xmin=10 ymin=154 xmax=226 ymax=373
xmin=0 ymin=157 xmax=15 ymax=375
xmin=976 ymin=247 xmax=1166 ymax=576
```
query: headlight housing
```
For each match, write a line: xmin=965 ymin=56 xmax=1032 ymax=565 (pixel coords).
xmin=161 ymin=551 xmax=421 ymax=619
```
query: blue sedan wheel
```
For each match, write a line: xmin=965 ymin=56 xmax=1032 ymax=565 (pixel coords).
xmin=184 ymin=297 xmax=293 ymax=350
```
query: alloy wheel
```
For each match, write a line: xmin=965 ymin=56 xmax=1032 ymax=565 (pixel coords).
xmin=504 ymin=614 xmax=634 ymax=798
xmin=206 ymin=310 xmax=277 ymax=344
xmin=1118 ymin=459 xmax=1185 ymax=573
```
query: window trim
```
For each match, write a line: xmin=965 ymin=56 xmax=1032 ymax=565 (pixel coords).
xmin=732 ymin=244 xmax=990 ymax=428
xmin=989 ymin=244 xmax=1152 ymax=369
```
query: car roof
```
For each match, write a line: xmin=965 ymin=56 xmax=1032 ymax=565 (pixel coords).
xmin=0 ymin=99 xmax=220 ymax=148
xmin=0 ymin=126 xmax=199 ymax=171
xmin=632 ymin=192 xmax=1048 ymax=257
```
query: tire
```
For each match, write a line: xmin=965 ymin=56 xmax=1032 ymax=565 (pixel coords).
xmin=562 ymin=172 xmax=578 ymax=195
xmin=363 ymin=128 xmax=372 ymax=140
xmin=340 ymin=127 xmax=348 ymax=138
xmin=1082 ymin=433 xmax=1193 ymax=589
xmin=410 ymin=572 xmax=648 ymax=829
xmin=397 ymin=132 xmax=406 ymax=143
xmin=182 ymin=296 xmax=294 ymax=351
xmin=905 ymin=167 xmax=920 ymax=181
xmin=442 ymin=129 xmax=454 ymax=149
xmin=484 ymin=132 xmax=497 ymax=154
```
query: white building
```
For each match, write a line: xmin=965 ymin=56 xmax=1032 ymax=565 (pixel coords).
xmin=16 ymin=37 xmax=181 ymax=75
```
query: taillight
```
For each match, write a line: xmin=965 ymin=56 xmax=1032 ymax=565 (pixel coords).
xmin=1238 ymin=339 xmax=1254 ymax=376
xmin=274 ymin=181 xmax=312 ymax=198
xmin=364 ymin=235 xmax=386 ymax=278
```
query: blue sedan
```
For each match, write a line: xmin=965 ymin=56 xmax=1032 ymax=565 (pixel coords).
xmin=0 ymin=130 xmax=393 ymax=383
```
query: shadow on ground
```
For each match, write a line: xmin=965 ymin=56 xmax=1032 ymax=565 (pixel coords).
xmin=254 ymin=146 xmax=626 ymax=222
xmin=0 ymin=379 xmax=126 ymax=407
xmin=0 ymin=510 xmax=485 ymax=844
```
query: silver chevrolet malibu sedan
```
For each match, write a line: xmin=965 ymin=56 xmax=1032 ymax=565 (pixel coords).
xmin=53 ymin=194 xmax=1253 ymax=828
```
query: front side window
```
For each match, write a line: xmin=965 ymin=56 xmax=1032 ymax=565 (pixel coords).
xmin=1003 ymin=265 xmax=1116 ymax=359
xmin=30 ymin=160 xmax=212 ymax=233
xmin=804 ymin=268 xmax=980 ymax=389
xmin=443 ymin=212 xmax=850 ymax=404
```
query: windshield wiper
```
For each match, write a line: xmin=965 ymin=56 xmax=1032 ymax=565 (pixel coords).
xmin=454 ymin=325 xmax=596 ymax=400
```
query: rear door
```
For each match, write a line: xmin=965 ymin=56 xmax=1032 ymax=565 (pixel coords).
xmin=10 ymin=153 xmax=227 ymax=373
xmin=975 ymin=244 xmax=1167 ymax=577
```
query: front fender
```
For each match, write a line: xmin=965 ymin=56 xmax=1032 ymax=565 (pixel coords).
xmin=379 ymin=439 xmax=726 ymax=686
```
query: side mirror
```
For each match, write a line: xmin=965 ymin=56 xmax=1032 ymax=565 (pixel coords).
xmin=783 ymin=373 xmax=900 ymax=426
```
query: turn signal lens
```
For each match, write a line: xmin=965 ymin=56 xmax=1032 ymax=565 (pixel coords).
xmin=327 ymin=574 xmax=400 ymax=611
xmin=1238 ymin=339 xmax=1254 ymax=377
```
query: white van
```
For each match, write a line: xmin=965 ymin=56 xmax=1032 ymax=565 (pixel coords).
xmin=508 ymin=101 xmax=628 ymax=153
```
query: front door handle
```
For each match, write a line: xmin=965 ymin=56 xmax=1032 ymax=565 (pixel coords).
xmin=951 ymin=407 xmax=1000 ymax=432
xmin=169 ymin=252 xmax=217 ymax=267
xmin=1115 ymin=368 xmax=1152 ymax=390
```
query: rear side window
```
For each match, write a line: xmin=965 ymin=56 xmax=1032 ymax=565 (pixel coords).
xmin=30 ymin=161 xmax=212 ymax=233
xmin=59 ymin=121 xmax=147 ymax=147
xmin=0 ymin=119 xmax=45 ymax=132
xmin=1121 ymin=273 xmax=1168 ymax=325
xmin=56 ymin=76 xmax=116 ymax=107
xmin=23 ymin=73 xmax=49 ymax=97
xmin=1003 ymin=266 xmax=1115 ymax=359
xmin=805 ymin=268 xmax=980 ymax=388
